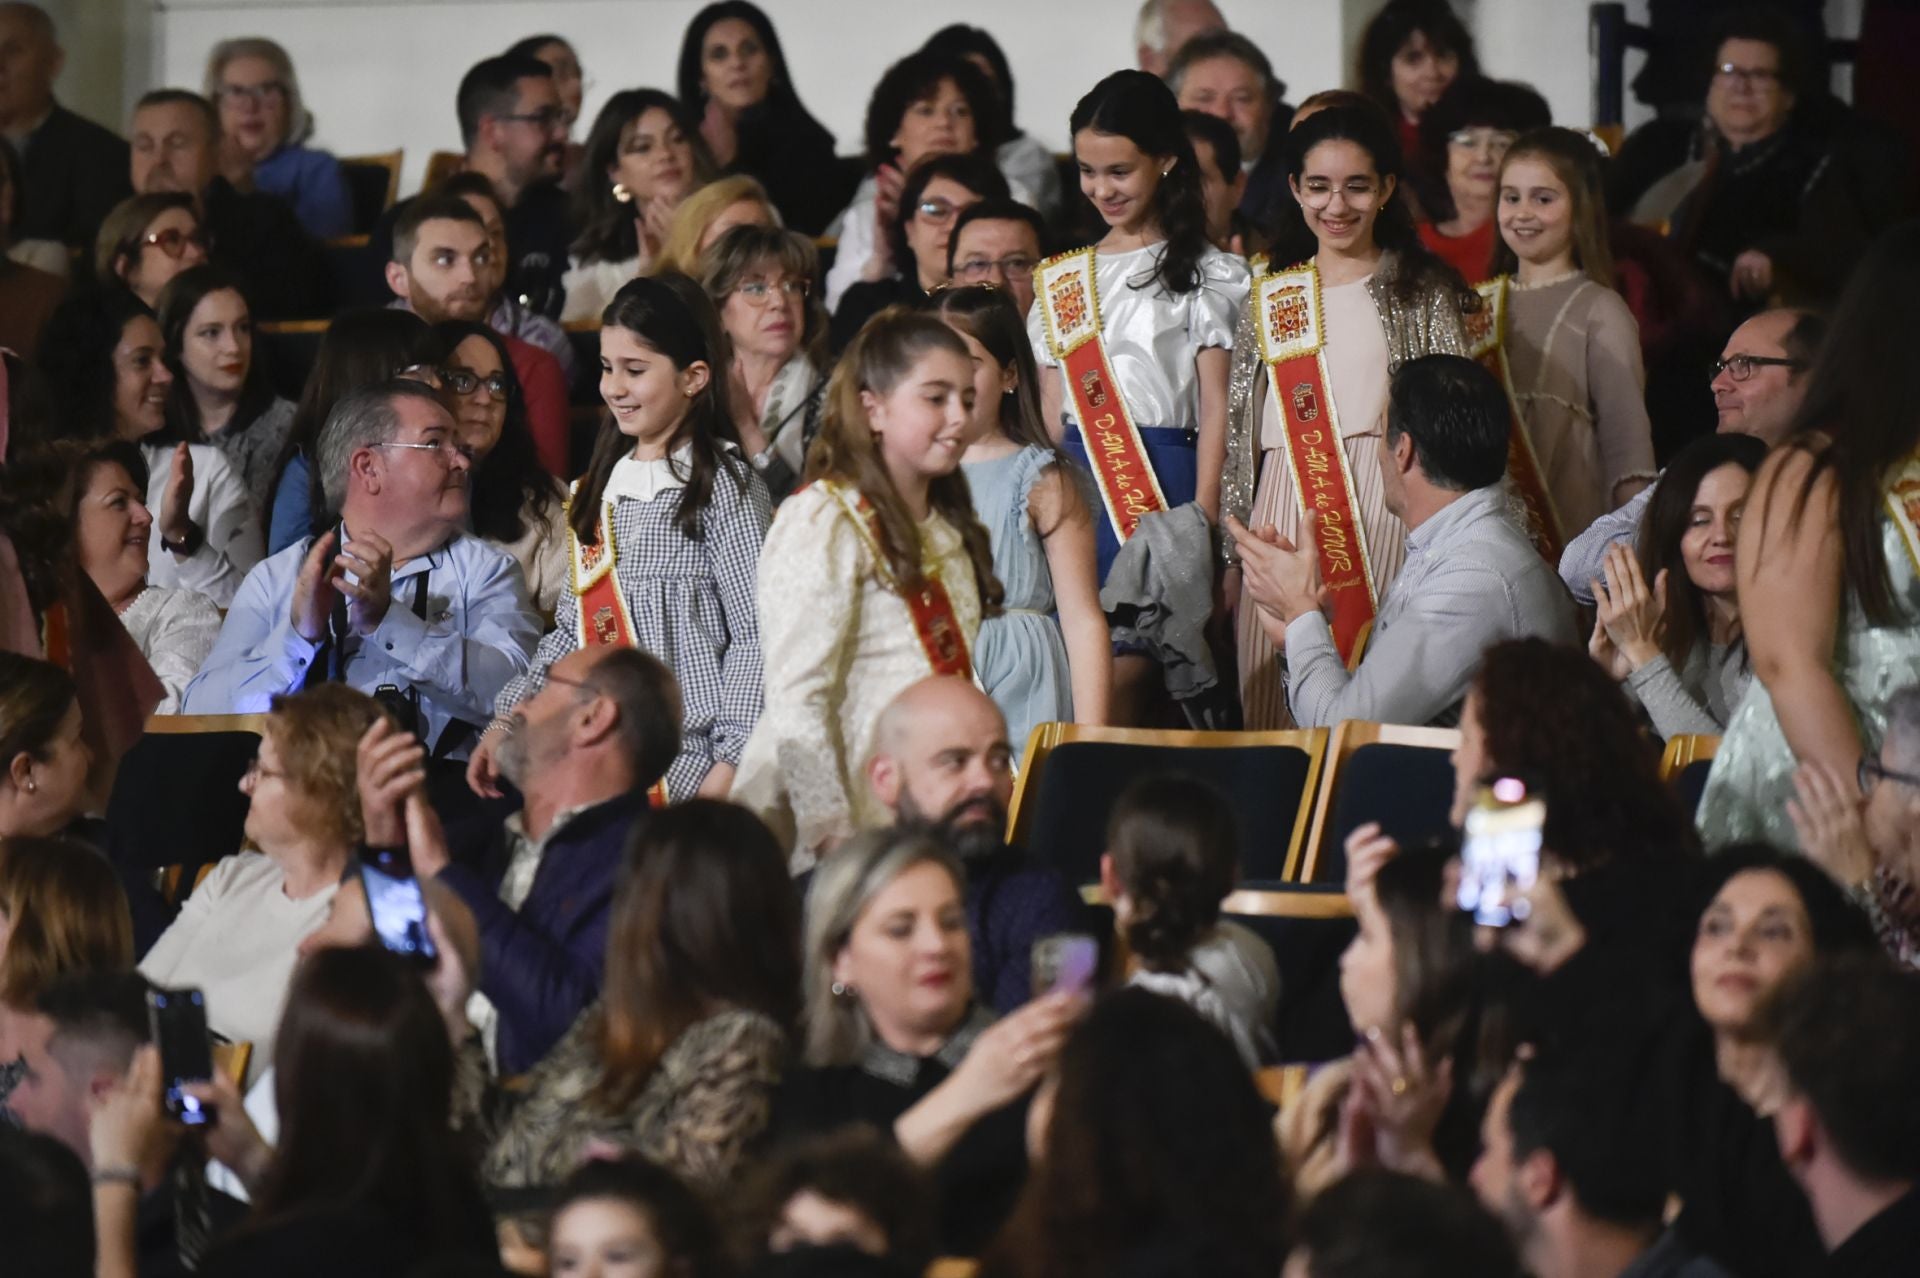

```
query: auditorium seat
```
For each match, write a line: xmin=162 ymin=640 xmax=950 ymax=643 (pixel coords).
xmin=1300 ymin=721 xmax=1461 ymax=884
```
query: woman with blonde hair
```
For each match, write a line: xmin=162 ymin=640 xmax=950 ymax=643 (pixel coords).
xmin=204 ymin=37 xmax=352 ymax=238
xmin=650 ymin=174 xmax=780 ymax=278
xmin=732 ymin=310 xmax=1001 ymax=858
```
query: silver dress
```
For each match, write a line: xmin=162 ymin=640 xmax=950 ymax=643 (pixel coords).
xmin=1697 ymin=511 xmax=1920 ymax=849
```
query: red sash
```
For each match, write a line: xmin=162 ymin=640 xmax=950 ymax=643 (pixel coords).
xmin=565 ymin=494 xmax=668 ymax=807
xmin=1037 ymin=247 xmax=1167 ymax=542
xmin=1468 ymin=276 xmax=1563 ymax=563
xmin=815 ymin=481 xmax=972 ymax=678
xmin=1253 ymin=263 xmax=1378 ymax=667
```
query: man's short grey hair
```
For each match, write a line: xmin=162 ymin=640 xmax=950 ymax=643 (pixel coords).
xmin=315 ymin=379 xmax=447 ymax=510
xmin=1166 ymin=29 xmax=1278 ymax=97
xmin=1886 ymin=687 xmax=1920 ymax=764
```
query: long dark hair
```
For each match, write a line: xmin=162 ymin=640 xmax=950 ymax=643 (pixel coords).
xmin=920 ymin=24 xmax=1019 ymax=146
xmin=984 ymin=989 xmax=1289 ymax=1278
xmin=1105 ymin=774 xmax=1237 ymax=971
xmin=1356 ymin=0 xmax=1481 ymax=121
xmin=805 ymin=308 xmax=1003 ymax=613
xmin=259 ymin=947 xmax=490 ymax=1254
xmin=573 ymin=273 xmax=748 ymax=545
xmin=430 ymin=320 xmax=557 ymax=544
xmin=571 ymin=89 xmax=716 ymax=265
xmin=1770 ymin=221 xmax=1920 ymax=626
xmin=1069 ymin=70 xmax=1211 ymax=297
xmin=592 ymin=800 xmax=801 ymax=1108
xmin=861 ymin=51 xmax=999 ymax=172
xmin=1280 ymin=104 xmax=1476 ymax=311
xmin=675 ymin=2 xmax=812 ymax=122
xmin=264 ymin=309 xmax=440 ymax=538
xmin=1472 ymin=638 xmax=1699 ymax=873
xmin=1636 ymin=432 xmax=1766 ymax=668
xmin=35 ymin=287 xmax=155 ymax=443
xmin=155 ymin=264 xmax=275 ymax=446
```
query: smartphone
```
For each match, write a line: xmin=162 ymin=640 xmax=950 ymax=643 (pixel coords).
xmin=1456 ymin=777 xmax=1545 ymax=928
xmin=1031 ymin=933 xmax=1100 ymax=999
xmin=360 ymin=845 xmax=439 ymax=965
xmin=147 ymin=987 xmax=215 ymax=1127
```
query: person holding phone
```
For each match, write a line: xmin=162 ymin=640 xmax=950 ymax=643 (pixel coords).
xmin=774 ymin=828 xmax=1085 ymax=1257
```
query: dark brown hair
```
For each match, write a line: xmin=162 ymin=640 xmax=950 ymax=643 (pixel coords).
xmin=592 ymin=800 xmax=801 ymax=1108
xmin=1635 ymin=432 xmax=1766 ymax=667
xmin=1105 ymin=773 xmax=1237 ymax=971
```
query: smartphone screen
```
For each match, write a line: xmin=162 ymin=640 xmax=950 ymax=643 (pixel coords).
xmin=361 ymin=846 xmax=438 ymax=965
xmin=1456 ymin=777 xmax=1545 ymax=928
xmin=147 ymin=988 xmax=215 ymax=1127
xmin=1031 ymin=933 xmax=1100 ymax=999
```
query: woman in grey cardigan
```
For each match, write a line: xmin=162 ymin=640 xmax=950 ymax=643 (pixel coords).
xmin=1589 ymin=433 xmax=1767 ymax=739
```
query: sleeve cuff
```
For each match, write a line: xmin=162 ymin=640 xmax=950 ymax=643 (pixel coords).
xmin=1282 ymin=609 xmax=1335 ymax=666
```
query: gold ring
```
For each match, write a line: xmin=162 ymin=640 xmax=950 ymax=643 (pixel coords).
xmin=1391 ymin=1076 xmax=1409 ymax=1096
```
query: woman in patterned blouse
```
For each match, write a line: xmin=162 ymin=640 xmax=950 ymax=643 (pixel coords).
xmin=480 ymin=800 xmax=800 ymax=1197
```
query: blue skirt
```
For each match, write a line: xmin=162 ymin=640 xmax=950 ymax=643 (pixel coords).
xmin=1062 ymin=424 xmax=1198 ymax=582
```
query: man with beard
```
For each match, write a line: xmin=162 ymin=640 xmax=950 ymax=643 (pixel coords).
xmin=402 ymin=643 xmax=680 ymax=1075
xmin=865 ymin=675 xmax=1084 ymax=1012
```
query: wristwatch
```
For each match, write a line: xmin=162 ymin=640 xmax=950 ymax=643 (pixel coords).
xmin=160 ymin=522 xmax=204 ymax=557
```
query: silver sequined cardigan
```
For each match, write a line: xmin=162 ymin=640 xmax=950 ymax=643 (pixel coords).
xmin=1220 ymin=250 xmax=1475 ymax=563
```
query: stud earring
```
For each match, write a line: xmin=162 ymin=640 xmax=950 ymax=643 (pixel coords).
xmin=24 ymin=778 xmax=35 ymax=794
xmin=612 ymin=182 xmax=633 ymax=204
xmin=831 ymin=981 xmax=854 ymax=998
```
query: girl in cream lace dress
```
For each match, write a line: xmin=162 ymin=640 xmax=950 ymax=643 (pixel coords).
xmin=734 ymin=311 xmax=1002 ymax=857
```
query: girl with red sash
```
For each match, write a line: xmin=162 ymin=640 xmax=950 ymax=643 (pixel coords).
xmin=469 ymin=276 xmax=770 ymax=803
xmin=732 ymin=310 xmax=1002 ymax=859
xmin=1492 ymin=128 xmax=1657 ymax=540
xmin=1222 ymin=104 xmax=1476 ymax=729
xmin=1028 ymin=70 xmax=1247 ymax=724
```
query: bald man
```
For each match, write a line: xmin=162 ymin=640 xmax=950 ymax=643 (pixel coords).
xmin=0 ymin=3 xmax=130 ymax=248
xmin=1559 ymin=306 xmax=1824 ymax=602
xmin=867 ymin=676 xmax=1083 ymax=1012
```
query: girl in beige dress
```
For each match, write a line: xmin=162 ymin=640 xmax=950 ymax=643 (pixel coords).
xmin=1493 ymin=128 xmax=1656 ymax=541
xmin=1223 ymin=105 xmax=1475 ymax=729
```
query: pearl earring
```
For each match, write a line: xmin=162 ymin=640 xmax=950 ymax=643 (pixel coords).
xmin=612 ymin=182 xmax=633 ymax=205
xmin=831 ymin=981 xmax=853 ymax=998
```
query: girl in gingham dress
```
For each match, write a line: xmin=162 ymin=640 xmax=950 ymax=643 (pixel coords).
xmin=469 ymin=275 xmax=770 ymax=800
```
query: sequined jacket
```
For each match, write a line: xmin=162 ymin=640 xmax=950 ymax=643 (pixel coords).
xmin=1221 ymin=251 xmax=1475 ymax=562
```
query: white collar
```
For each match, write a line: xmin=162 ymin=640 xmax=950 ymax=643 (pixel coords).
xmin=605 ymin=443 xmax=694 ymax=505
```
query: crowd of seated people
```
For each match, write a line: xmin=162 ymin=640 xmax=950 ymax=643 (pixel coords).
xmin=3 ymin=0 xmax=1920 ymax=1273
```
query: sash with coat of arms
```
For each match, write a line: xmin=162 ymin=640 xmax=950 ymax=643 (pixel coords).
xmin=563 ymin=489 xmax=669 ymax=804
xmin=1468 ymin=276 xmax=1563 ymax=563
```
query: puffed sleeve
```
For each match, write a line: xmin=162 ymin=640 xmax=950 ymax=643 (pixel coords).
xmin=1188 ymin=249 xmax=1251 ymax=352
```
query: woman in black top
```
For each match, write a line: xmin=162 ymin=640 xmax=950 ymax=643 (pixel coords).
xmin=676 ymin=2 xmax=848 ymax=236
xmin=829 ymin=152 xmax=1007 ymax=354
xmin=772 ymin=829 xmax=1081 ymax=1256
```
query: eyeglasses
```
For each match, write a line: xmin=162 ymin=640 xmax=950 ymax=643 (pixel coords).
xmin=396 ymin=363 xmax=442 ymax=388
xmin=217 ymin=82 xmax=286 ymax=106
xmin=1298 ymin=181 xmax=1383 ymax=210
xmin=915 ymin=198 xmax=965 ymax=224
xmin=500 ymin=108 xmax=568 ymax=133
xmin=441 ymin=368 xmax=511 ymax=400
xmin=955 ymin=254 xmax=1038 ymax=281
xmin=243 ymin=756 xmax=288 ymax=783
xmin=1713 ymin=63 xmax=1782 ymax=89
xmin=1446 ymin=128 xmax=1519 ymax=152
xmin=734 ymin=278 xmax=809 ymax=305
xmin=1711 ymin=355 xmax=1803 ymax=383
xmin=140 ymin=227 xmax=209 ymax=259
xmin=374 ymin=437 xmax=475 ymax=466
xmin=1859 ymin=755 xmax=1920 ymax=796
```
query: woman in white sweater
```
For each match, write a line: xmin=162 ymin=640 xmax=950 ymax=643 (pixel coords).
xmin=140 ymin=684 xmax=384 ymax=1085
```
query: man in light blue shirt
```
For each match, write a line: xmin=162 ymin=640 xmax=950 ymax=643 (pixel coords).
xmin=183 ymin=380 xmax=539 ymax=756
xmin=1230 ymin=354 xmax=1577 ymax=729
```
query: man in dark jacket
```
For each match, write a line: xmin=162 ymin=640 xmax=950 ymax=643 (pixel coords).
xmin=128 ymin=89 xmax=329 ymax=319
xmin=0 ymin=3 xmax=130 ymax=251
xmin=412 ymin=644 xmax=681 ymax=1076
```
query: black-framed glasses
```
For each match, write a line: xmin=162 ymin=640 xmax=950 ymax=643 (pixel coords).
xmin=500 ymin=108 xmax=567 ymax=132
xmin=1713 ymin=63 xmax=1782 ymax=89
xmin=396 ymin=363 xmax=442 ymax=389
xmin=441 ymin=368 xmax=511 ymax=400
xmin=1711 ymin=355 xmax=1803 ymax=383
xmin=955 ymin=254 xmax=1038 ymax=280
xmin=1859 ymin=755 xmax=1920 ymax=796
